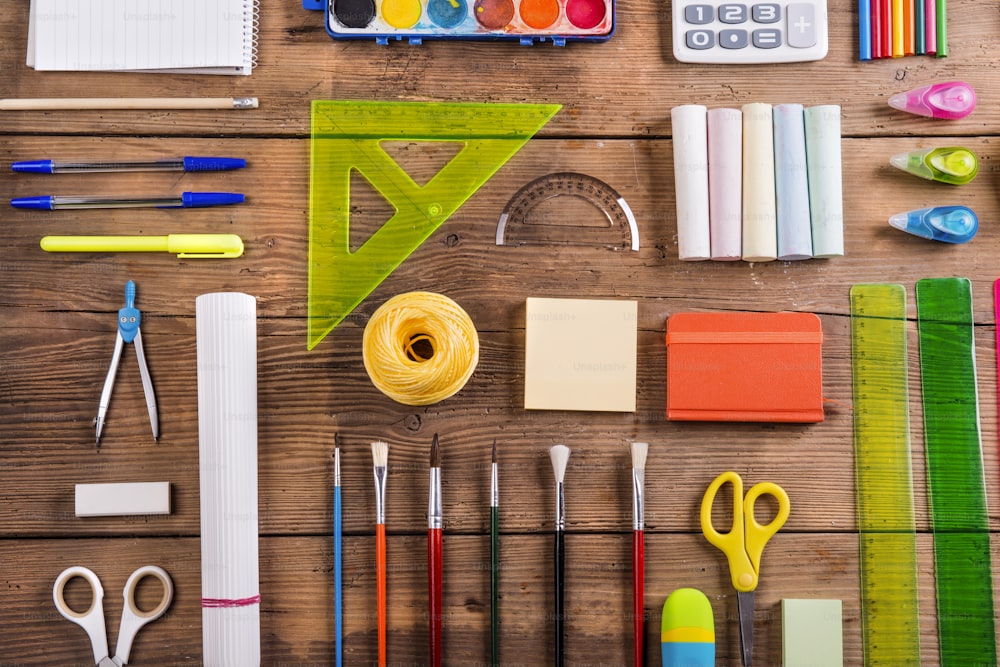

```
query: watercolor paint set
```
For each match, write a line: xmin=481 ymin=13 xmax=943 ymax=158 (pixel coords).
xmin=303 ymin=0 xmax=614 ymax=45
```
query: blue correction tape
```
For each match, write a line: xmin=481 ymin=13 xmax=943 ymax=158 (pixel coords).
xmin=889 ymin=205 xmax=978 ymax=243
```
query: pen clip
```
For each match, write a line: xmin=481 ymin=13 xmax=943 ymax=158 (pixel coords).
xmin=176 ymin=250 xmax=244 ymax=259
xmin=167 ymin=234 xmax=244 ymax=259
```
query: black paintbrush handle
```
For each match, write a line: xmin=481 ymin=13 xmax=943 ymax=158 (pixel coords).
xmin=554 ymin=528 xmax=565 ymax=667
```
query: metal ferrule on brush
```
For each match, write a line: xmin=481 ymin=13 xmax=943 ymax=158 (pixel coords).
xmin=374 ymin=465 xmax=387 ymax=524
xmin=555 ymin=482 xmax=566 ymax=531
xmin=428 ymin=467 xmax=443 ymax=529
xmin=335 ymin=448 xmax=341 ymax=486
xmin=632 ymin=467 xmax=645 ymax=531
xmin=491 ymin=462 xmax=499 ymax=508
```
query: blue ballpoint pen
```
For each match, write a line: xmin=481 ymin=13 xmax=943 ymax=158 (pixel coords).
xmin=333 ymin=436 xmax=343 ymax=667
xmin=12 ymin=156 xmax=246 ymax=174
xmin=11 ymin=192 xmax=244 ymax=209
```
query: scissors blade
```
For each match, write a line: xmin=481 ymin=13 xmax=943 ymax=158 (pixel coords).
xmin=96 ymin=332 xmax=125 ymax=446
xmin=131 ymin=330 xmax=158 ymax=442
xmin=737 ymin=590 xmax=754 ymax=666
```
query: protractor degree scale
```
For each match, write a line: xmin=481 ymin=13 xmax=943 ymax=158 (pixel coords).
xmin=495 ymin=172 xmax=639 ymax=250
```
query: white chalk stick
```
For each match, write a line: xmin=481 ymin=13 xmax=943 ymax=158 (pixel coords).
xmin=75 ymin=482 xmax=171 ymax=517
xmin=804 ymin=105 xmax=845 ymax=258
xmin=774 ymin=104 xmax=813 ymax=260
xmin=671 ymin=105 xmax=711 ymax=261
xmin=708 ymin=107 xmax=743 ymax=261
xmin=741 ymin=103 xmax=777 ymax=262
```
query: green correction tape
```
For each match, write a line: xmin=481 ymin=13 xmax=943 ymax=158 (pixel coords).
xmin=890 ymin=147 xmax=979 ymax=185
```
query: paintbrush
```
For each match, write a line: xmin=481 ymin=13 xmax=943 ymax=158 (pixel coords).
xmin=428 ymin=434 xmax=443 ymax=667
xmin=630 ymin=442 xmax=649 ymax=667
xmin=371 ymin=440 xmax=389 ymax=667
xmin=334 ymin=435 xmax=343 ymax=667
xmin=549 ymin=444 xmax=571 ymax=667
xmin=490 ymin=439 xmax=500 ymax=667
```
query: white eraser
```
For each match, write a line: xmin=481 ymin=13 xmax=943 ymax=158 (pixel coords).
xmin=75 ymin=482 xmax=171 ymax=517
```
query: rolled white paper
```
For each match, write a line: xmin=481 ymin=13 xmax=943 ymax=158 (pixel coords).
xmin=773 ymin=104 xmax=813 ymax=260
xmin=708 ymin=107 xmax=743 ymax=261
xmin=741 ymin=103 xmax=777 ymax=262
xmin=804 ymin=105 xmax=845 ymax=258
xmin=671 ymin=104 xmax=711 ymax=261
xmin=197 ymin=292 xmax=260 ymax=667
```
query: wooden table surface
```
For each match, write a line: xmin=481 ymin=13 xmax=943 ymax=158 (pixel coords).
xmin=2 ymin=0 xmax=1000 ymax=664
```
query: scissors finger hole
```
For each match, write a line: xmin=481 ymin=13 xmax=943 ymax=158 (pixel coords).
xmin=125 ymin=567 xmax=173 ymax=618
xmin=55 ymin=573 xmax=99 ymax=618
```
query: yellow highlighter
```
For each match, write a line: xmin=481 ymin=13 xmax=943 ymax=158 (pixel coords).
xmin=40 ymin=234 xmax=244 ymax=258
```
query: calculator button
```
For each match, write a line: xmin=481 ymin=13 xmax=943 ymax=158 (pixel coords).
xmin=753 ymin=29 xmax=782 ymax=47
xmin=752 ymin=3 xmax=781 ymax=23
xmin=684 ymin=4 xmax=714 ymax=24
xmin=786 ymin=3 xmax=817 ymax=47
xmin=718 ymin=4 xmax=748 ymax=23
xmin=719 ymin=29 xmax=749 ymax=48
xmin=686 ymin=29 xmax=716 ymax=49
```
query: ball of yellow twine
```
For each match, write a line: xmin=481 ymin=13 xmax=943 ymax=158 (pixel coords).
xmin=363 ymin=291 xmax=480 ymax=405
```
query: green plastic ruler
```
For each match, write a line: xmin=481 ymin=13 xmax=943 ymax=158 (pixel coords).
xmin=849 ymin=283 xmax=922 ymax=666
xmin=915 ymin=278 xmax=997 ymax=667
xmin=307 ymin=100 xmax=560 ymax=350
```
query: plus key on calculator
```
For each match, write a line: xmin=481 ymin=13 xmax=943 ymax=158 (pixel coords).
xmin=672 ymin=0 xmax=828 ymax=63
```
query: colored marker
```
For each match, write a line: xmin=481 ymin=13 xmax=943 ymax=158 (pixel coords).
xmin=888 ymin=81 xmax=975 ymax=119
xmin=935 ymin=0 xmax=946 ymax=56
xmin=888 ymin=205 xmax=978 ymax=243
xmin=12 ymin=157 xmax=246 ymax=174
xmin=891 ymin=0 xmax=903 ymax=57
xmin=40 ymin=234 xmax=245 ymax=258
xmin=12 ymin=192 xmax=244 ymax=209
xmin=662 ymin=588 xmax=715 ymax=667
xmin=889 ymin=147 xmax=978 ymax=184
xmin=859 ymin=0 xmax=872 ymax=60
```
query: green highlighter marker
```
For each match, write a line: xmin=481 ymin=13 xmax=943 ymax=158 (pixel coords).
xmin=661 ymin=588 xmax=715 ymax=667
xmin=890 ymin=147 xmax=979 ymax=184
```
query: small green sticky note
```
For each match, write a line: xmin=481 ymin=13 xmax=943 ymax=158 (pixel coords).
xmin=782 ymin=599 xmax=843 ymax=667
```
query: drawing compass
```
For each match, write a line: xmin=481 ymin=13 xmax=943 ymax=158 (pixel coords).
xmin=95 ymin=280 xmax=158 ymax=446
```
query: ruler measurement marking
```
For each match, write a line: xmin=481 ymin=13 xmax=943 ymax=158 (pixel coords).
xmin=915 ymin=277 xmax=997 ymax=667
xmin=850 ymin=284 xmax=922 ymax=666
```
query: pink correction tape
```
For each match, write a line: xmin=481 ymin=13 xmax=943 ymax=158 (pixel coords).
xmin=888 ymin=82 xmax=976 ymax=120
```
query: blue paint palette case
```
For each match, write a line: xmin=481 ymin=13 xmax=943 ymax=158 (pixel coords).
xmin=304 ymin=0 xmax=614 ymax=44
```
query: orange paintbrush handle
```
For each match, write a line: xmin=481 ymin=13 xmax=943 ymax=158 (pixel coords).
xmin=376 ymin=523 xmax=387 ymax=667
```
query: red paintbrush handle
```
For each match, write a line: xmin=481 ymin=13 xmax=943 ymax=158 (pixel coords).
xmin=633 ymin=529 xmax=644 ymax=667
xmin=376 ymin=523 xmax=387 ymax=667
xmin=429 ymin=527 xmax=443 ymax=667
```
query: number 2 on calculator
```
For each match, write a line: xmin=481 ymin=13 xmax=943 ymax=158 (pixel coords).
xmin=672 ymin=0 xmax=828 ymax=64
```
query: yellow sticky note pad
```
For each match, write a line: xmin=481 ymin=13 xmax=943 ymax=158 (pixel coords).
xmin=782 ymin=599 xmax=843 ymax=667
xmin=524 ymin=297 xmax=638 ymax=412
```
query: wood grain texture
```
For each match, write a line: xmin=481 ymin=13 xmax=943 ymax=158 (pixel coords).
xmin=2 ymin=0 xmax=1000 ymax=664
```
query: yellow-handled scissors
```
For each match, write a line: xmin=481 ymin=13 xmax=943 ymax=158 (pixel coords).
xmin=700 ymin=471 xmax=790 ymax=666
xmin=53 ymin=565 xmax=173 ymax=666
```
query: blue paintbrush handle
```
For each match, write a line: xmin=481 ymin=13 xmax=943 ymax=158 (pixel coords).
xmin=334 ymin=485 xmax=343 ymax=667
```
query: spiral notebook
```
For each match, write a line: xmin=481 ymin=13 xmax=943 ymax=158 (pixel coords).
xmin=27 ymin=0 xmax=259 ymax=75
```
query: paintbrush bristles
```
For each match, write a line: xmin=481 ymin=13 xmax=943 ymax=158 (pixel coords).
xmin=371 ymin=440 xmax=389 ymax=468
xmin=549 ymin=445 xmax=570 ymax=484
xmin=431 ymin=433 xmax=440 ymax=468
xmin=492 ymin=439 xmax=497 ymax=464
xmin=629 ymin=442 xmax=648 ymax=472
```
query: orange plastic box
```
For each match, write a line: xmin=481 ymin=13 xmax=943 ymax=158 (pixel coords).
xmin=664 ymin=312 xmax=824 ymax=422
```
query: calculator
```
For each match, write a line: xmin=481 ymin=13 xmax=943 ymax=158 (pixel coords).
xmin=672 ymin=0 xmax=828 ymax=64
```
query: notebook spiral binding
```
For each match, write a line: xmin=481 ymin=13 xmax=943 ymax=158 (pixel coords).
xmin=245 ymin=0 xmax=260 ymax=69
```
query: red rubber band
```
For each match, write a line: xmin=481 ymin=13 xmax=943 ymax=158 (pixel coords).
xmin=201 ymin=594 xmax=261 ymax=608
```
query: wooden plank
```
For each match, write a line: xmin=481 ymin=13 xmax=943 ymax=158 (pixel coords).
xmin=0 ymin=533 xmax=951 ymax=664
xmin=0 ymin=1 xmax=996 ymax=137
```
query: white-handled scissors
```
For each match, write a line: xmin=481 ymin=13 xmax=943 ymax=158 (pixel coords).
xmin=53 ymin=565 xmax=173 ymax=666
